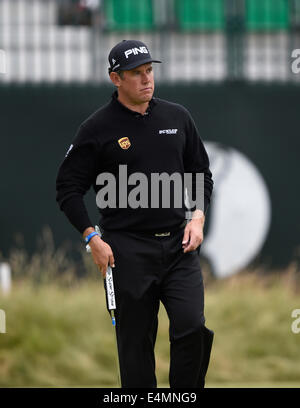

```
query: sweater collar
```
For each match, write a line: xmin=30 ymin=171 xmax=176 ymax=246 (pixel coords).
xmin=111 ymin=90 xmax=157 ymax=117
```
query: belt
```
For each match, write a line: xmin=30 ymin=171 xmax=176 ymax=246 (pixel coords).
xmin=134 ymin=220 xmax=187 ymax=237
xmin=101 ymin=220 xmax=187 ymax=238
xmin=154 ymin=231 xmax=171 ymax=237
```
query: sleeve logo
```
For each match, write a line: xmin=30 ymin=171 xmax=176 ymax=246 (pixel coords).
xmin=65 ymin=144 xmax=74 ymax=157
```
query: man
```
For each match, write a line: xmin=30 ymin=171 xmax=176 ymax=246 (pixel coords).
xmin=56 ymin=39 xmax=214 ymax=388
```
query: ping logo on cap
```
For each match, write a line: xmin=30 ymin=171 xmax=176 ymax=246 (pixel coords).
xmin=124 ymin=46 xmax=149 ymax=59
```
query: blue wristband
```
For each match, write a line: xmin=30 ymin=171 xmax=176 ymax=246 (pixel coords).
xmin=84 ymin=231 xmax=100 ymax=244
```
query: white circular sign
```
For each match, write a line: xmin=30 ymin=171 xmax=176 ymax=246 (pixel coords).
xmin=202 ymin=142 xmax=271 ymax=278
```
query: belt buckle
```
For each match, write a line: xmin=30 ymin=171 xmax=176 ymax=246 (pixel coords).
xmin=154 ymin=232 xmax=170 ymax=237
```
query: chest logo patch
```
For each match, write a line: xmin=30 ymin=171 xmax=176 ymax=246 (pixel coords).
xmin=159 ymin=129 xmax=178 ymax=134
xmin=118 ymin=137 xmax=131 ymax=150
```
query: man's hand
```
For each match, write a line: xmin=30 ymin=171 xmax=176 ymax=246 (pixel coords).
xmin=83 ymin=227 xmax=115 ymax=278
xmin=182 ymin=210 xmax=205 ymax=253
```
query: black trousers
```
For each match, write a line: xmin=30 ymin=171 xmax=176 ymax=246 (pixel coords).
xmin=102 ymin=225 xmax=214 ymax=388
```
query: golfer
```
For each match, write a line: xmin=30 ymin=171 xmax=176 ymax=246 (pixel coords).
xmin=56 ymin=39 xmax=214 ymax=388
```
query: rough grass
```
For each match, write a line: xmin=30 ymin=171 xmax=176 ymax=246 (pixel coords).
xmin=1 ymin=233 xmax=300 ymax=387
xmin=204 ymin=267 xmax=300 ymax=387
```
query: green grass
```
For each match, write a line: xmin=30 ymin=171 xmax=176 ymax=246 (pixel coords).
xmin=1 ymin=237 xmax=300 ymax=387
xmin=204 ymin=270 xmax=300 ymax=387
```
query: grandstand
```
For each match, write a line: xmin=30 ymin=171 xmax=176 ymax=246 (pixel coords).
xmin=0 ymin=0 xmax=299 ymax=83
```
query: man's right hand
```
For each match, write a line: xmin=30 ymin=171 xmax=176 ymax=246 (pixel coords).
xmin=83 ymin=227 xmax=115 ymax=278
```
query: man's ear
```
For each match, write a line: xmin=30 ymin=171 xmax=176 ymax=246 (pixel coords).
xmin=110 ymin=72 xmax=121 ymax=87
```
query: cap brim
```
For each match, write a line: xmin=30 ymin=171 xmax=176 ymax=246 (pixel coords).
xmin=120 ymin=57 xmax=162 ymax=71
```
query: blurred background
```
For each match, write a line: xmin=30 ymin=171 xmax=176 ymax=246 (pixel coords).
xmin=0 ymin=0 xmax=300 ymax=388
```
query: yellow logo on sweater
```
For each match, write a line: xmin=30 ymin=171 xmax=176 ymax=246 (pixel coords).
xmin=118 ymin=137 xmax=131 ymax=150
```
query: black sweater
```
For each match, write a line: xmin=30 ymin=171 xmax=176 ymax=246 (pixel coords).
xmin=56 ymin=91 xmax=213 ymax=234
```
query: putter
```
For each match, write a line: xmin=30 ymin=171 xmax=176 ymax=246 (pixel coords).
xmin=86 ymin=226 xmax=121 ymax=386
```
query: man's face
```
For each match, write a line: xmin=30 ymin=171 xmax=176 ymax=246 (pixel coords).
xmin=113 ymin=63 xmax=154 ymax=105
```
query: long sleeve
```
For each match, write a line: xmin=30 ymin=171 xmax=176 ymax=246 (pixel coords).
xmin=56 ymin=124 xmax=99 ymax=234
xmin=183 ymin=112 xmax=213 ymax=215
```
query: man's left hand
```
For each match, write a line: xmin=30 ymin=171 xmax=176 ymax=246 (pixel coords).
xmin=182 ymin=210 xmax=205 ymax=253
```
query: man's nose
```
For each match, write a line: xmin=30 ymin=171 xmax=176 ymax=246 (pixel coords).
xmin=141 ymin=72 xmax=150 ymax=83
